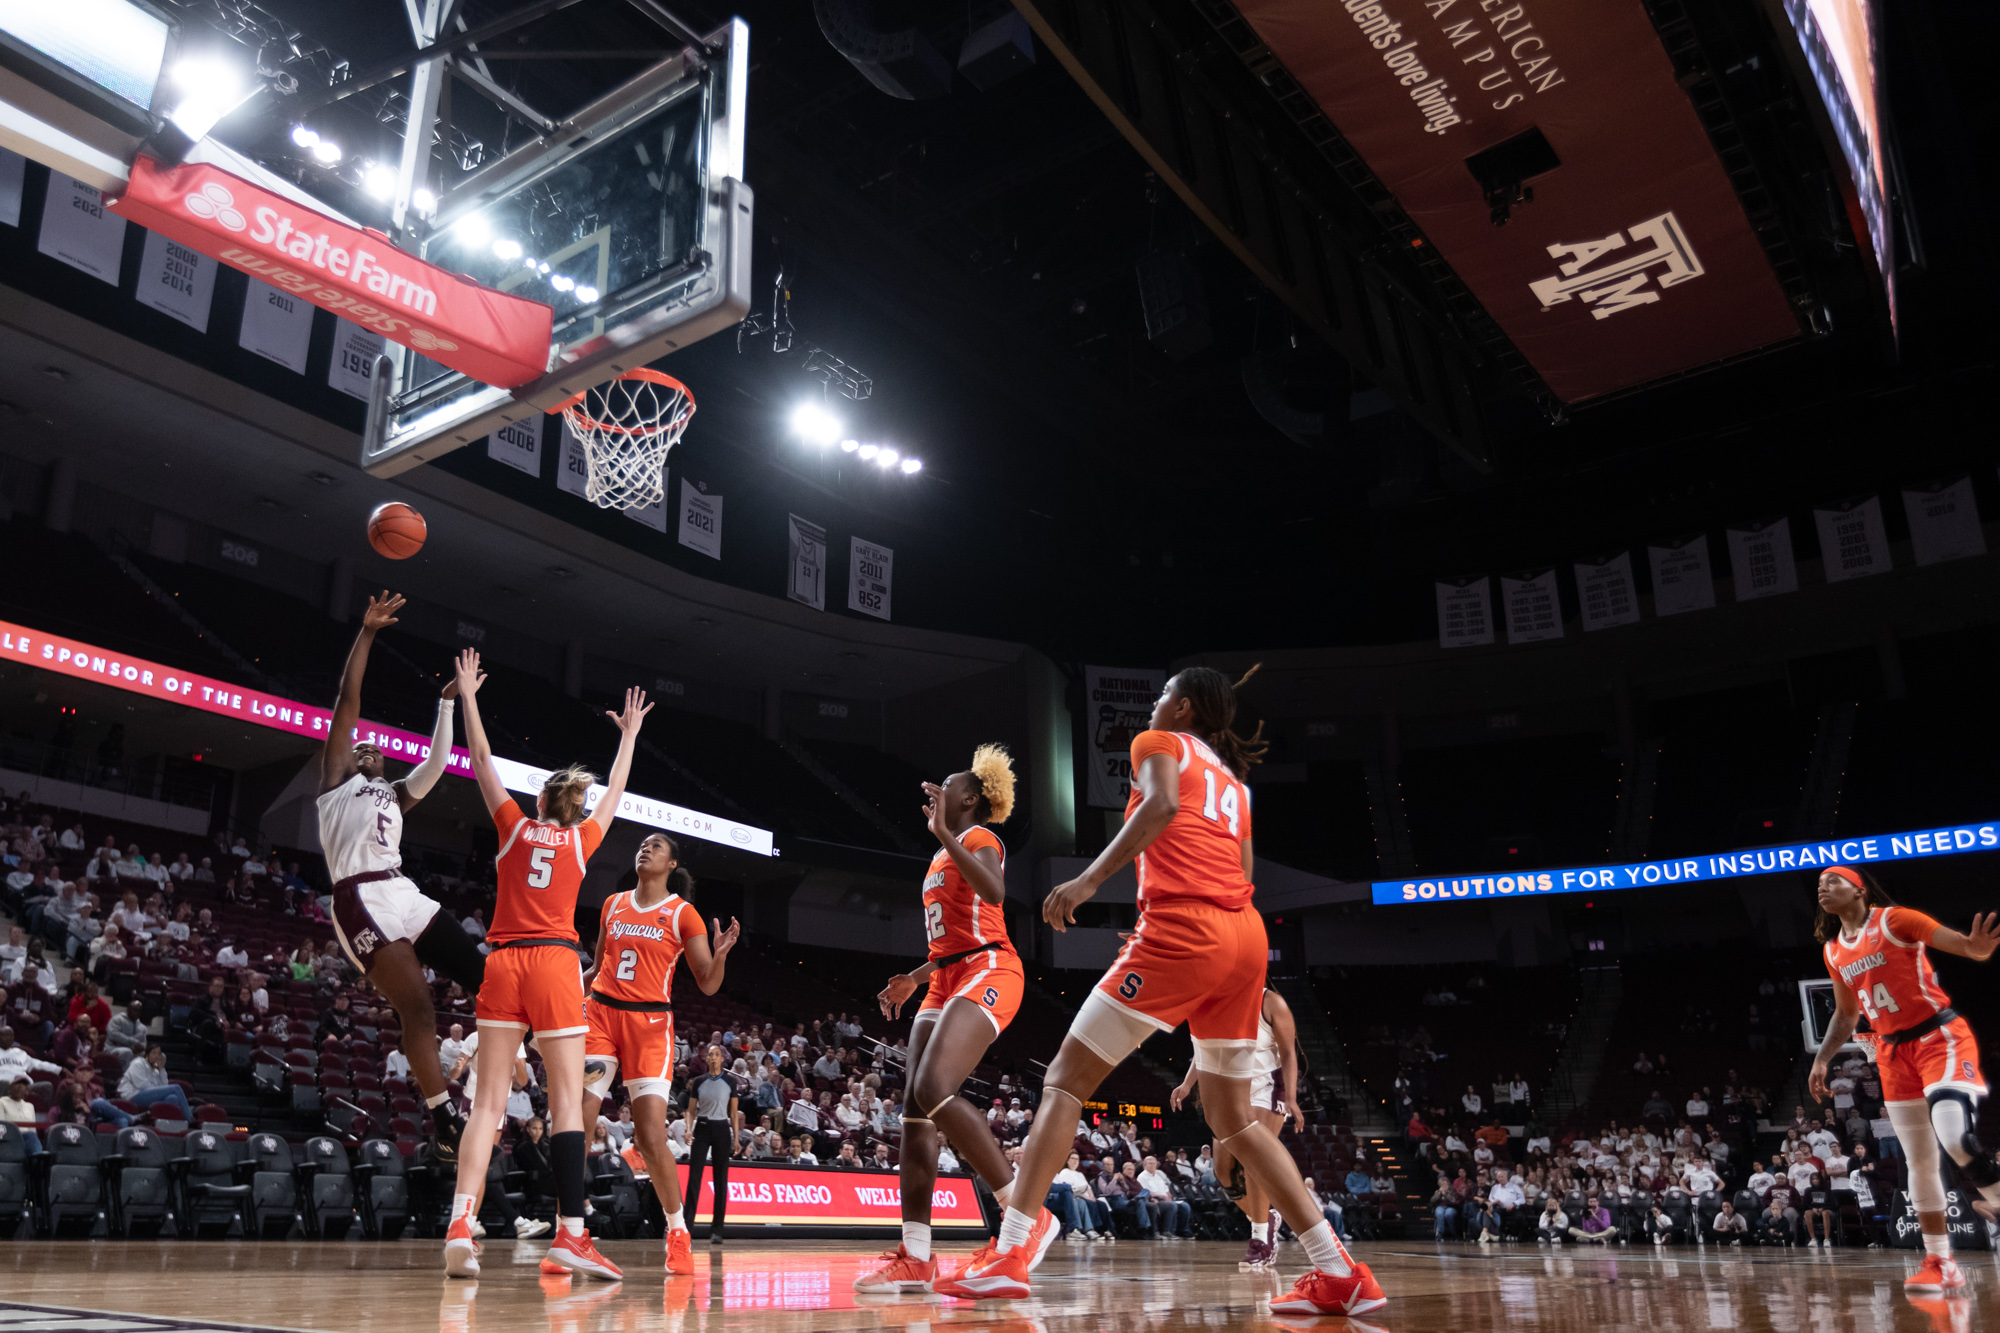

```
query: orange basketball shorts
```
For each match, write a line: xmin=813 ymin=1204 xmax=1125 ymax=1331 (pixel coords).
xmin=476 ymin=943 xmax=587 ymax=1040
xmin=584 ymin=997 xmax=676 ymax=1100
xmin=1877 ymin=1016 xmax=1987 ymax=1102
xmin=917 ymin=947 xmax=1024 ymax=1036
xmin=1074 ymin=899 xmax=1268 ymax=1076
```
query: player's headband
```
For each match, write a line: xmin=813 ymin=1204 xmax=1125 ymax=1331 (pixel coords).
xmin=1824 ymin=865 xmax=1865 ymax=890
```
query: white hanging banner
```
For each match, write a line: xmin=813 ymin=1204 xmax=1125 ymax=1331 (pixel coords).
xmin=134 ymin=228 xmax=217 ymax=331
xmin=1903 ymin=478 xmax=1985 ymax=567
xmin=1725 ymin=518 xmax=1798 ymax=602
xmin=1084 ymin=666 xmax=1167 ymax=808
xmin=327 ymin=320 xmax=387 ymax=400
xmin=677 ymin=479 xmax=722 ymax=559
xmin=0 ymin=147 xmax=25 ymax=226
xmin=1501 ymin=569 xmax=1563 ymax=644
xmin=486 ymin=419 xmax=541 ymax=477
xmin=556 ymin=419 xmax=590 ymax=498
xmin=1814 ymin=496 xmax=1891 ymax=583
xmin=848 ymin=537 xmax=893 ymax=621
xmin=625 ymin=492 xmax=668 ymax=532
xmin=1575 ymin=552 xmax=1640 ymax=632
xmin=1435 ymin=577 xmax=1494 ymax=649
xmin=1647 ymin=536 xmax=1716 ymax=617
xmin=239 ymin=278 xmax=313 ymax=372
xmin=788 ymin=514 xmax=827 ymax=610
xmin=38 ymin=173 xmax=126 ymax=282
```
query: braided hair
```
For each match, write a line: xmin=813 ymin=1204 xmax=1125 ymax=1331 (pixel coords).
xmin=1174 ymin=664 xmax=1267 ymax=780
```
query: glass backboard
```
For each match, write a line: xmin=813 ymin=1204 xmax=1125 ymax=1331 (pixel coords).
xmin=360 ymin=17 xmax=751 ymax=478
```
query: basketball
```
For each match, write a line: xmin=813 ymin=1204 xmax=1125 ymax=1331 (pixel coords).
xmin=366 ymin=501 xmax=427 ymax=559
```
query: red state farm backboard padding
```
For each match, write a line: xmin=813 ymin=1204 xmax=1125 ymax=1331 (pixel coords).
xmin=107 ymin=155 xmax=552 ymax=388
xmin=1235 ymin=0 xmax=1800 ymax=402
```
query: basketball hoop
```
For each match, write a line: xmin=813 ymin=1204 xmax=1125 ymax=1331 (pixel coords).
xmin=551 ymin=369 xmax=695 ymax=511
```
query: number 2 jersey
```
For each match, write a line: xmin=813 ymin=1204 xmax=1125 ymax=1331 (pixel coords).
xmin=1822 ymin=905 xmax=1951 ymax=1036
xmin=592 ymin=890 xmax=699 ymax=1003
xmin=1125 ymin=730 xmax=1254 ymax=911
xmin=488 ymin=797 xmax=603 ymax=945
xmin=924 ymin=825 xmax=1012 ymax=961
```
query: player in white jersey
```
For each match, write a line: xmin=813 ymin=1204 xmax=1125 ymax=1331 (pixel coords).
xmin=1171 ymin=986 xmax=1301 ymax=1270
xmin=316 ymin=591 xmax=488 ymax=1157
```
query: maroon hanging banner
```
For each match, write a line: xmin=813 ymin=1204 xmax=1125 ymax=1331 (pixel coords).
xmin=1233 ymin=0 xmax=1800 ymax=402
xmin=106 ymin=155 xmax=553 ymax=388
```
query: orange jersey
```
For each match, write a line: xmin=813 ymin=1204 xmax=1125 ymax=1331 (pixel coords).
xmin=593 ymin=890 xmax=699 ymax=1004
xmin=923 ymin=825 xmax=1011 ymax=961
xmin=1822 ymin=905 xmax=1950 ymax=1036
xmin=1125 ymin=730 xmax=1254 ymax=910
xmin=488 ymin=798 xmax=603 ymax=945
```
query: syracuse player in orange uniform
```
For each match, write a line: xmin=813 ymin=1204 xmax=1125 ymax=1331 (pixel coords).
xmin=580 ymin=830 xmax=739 ymax=1274
xmin=1810 ymin=865 xmax=1999 ymax=1295
xmin=856 ymin=745 xmax=1057 ymax=1293
xmin=938 ymin=667 xmax=1385 ymax=1314
xmin=444 ymin=647 xmax=650 ymax=1281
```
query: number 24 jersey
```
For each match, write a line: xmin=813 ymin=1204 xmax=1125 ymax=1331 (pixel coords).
xmin=1822 ymin=905 xmax=1951 ymax=1037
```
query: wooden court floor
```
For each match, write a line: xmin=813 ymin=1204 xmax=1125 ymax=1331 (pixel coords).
xmin=2 ymin=1239 xmax=1991 ymax=1332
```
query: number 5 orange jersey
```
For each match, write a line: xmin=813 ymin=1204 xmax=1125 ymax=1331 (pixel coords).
xmin=1124 ymin=729 xmax=1254 ymax=910
xmin=488 ymin=797 xmax=603 ymax=944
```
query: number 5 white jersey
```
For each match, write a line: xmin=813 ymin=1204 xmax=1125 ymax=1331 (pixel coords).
xmin=316 ymin=773 xmax=406 ymax=882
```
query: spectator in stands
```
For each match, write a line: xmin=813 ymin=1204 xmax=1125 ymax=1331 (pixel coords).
xmin=167 ymin=853 xmax=192 ymax=882
xmin=1489 ymin=1167 xmax=1526 ymax=1238
xmin=118 ymin=1044 xmax=192 ymax=1120
xmin=1406 ymin=1110 xmax=1433 ymax=1160
xmin=1101 ymin=1157 xmax=1153 ymax=1238
xmin=1056 ymin=1151 xmax=1111 ymax=1241
xmin=87 ymin=923 xmax=128 ymax=981
xmin=0 ymin=1028 xmax=57 ymax=1083
xmin=1683 ymin=1157 xmax=1721 ymax=1197
xmin=1345 ymin=1161 xmax=1373 ymax=1196
xmin=1463 ymin=1175 xmax=1498 ymax=1245
xmin=105 ymin=1000 xmax=148 ymax=1057
xmin=1799 ymin=1171 xmax=1837 ymax=1248
xmin=1568 ymin=1195 xmax=1616 ymax=1245
xmin=1537 ymin=1197 xmax=1568 ymax=1244
xmin=1641 ymin=1089 xmax=1671 ymax=1119
xmin=83 ymin=846 xmax=118 ymax=890
xmin=1462 ymin=1085 xmax=1482 ymax=1116
xmin=1685 ymin=1089 xmax=1710 ymax=1119
xmin=1507 ymin=1072 xmax=1531 ymax=1110
xmin=193 ymin=857 xmax=215 ymax=884
xmin=1431 ymin=1174 xmax=1460 ymax=1239
xmin=460 ymin=909 xmax=486 ymax=942
xmin=1746 ymin=1160 xmax=1776 ymax=1201
xmin=1138 ymin=1156 xmax=1192 ymax=1238
xmin=833 ymin=1141 xmax=863 ymax=1169
xmin=65 ymin=898 xmax=101 ymax=962
xmin=52 ymin=1012 xmax=100 ymax=1071
xmin=437 ymin=1023 xmax=466 ymax=1078
xmin=1 ymin=1074 xmax=40 ymax=1154
xmin=745 ymin=1128 xmax=775 ymax=1160
xmin=317 ymin=993 xmax=355 ymax=1041
xmin=1442 ymin=1127 xmax=1468 ymax=1159
xmin=1755 ymin=1194 xmax=1795 ymax=1246
xmin=66 ymin=980 xmax=110 ymax=1033
xmin=788 ymin=1136 xmax=817 ymax=1165
xmin=1632 ymin=1052 xmax=1655 ymax=1075
xmin=811 ymin=1047 xmax=842 ymax=1082
xmin=57 ymin=823 xmax=84 ymax=853
xmin=214 ymin=935 xmax=248 ymax=969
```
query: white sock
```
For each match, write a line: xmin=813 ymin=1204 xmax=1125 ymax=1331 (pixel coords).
xmin=1299 ymin=1220 xmax=1352 ymax=1278
xmin=451 ymin=1193 xmax=476 ymax=1225
xmin=666 ymin=1209 xmax=688 ymax=1234
xmin=1923 ymin=1233 xmax=1951 ymax=1258
xmin=903 ymin=1221 xmax=932 ymax=1261
xmin=1250 ymin=1222 xmax=1269 ymax=1243
xmin=992 ymin=1178 xmax=1015 ymax=1209
xmin=561 ymin=1216 xmax=584 ymax=1238
xmin=997 ymin=1206 xmax=1036 ymax=1253
xmin=426 ymin=1091 xmax=450 ymax=1109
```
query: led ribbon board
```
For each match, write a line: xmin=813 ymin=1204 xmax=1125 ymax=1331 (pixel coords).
xmin=0 ymin=616 xmax=774 ymax=856
xmin=1373 ymin=823 xmax=2000 ymax=905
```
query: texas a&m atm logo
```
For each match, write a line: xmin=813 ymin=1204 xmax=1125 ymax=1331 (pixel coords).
xmin=1529 ymin=211 xmax=1704 ymax=320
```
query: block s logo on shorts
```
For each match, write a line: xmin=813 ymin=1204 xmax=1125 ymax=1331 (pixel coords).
xmin=1117 ymin=972 xmax=1143 ymax=1001
xmin=982 ymin=987 xmax=1000 ymax=1007
xmin=1966 ymin=1061 xmax=1978 ymax=1080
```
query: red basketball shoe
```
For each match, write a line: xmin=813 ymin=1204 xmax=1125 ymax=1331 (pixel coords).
xmin=1270 ymin=1263 xmax=1389 ymax=1317
xmin=854 ymin=1244 xmax=940 ymax=1294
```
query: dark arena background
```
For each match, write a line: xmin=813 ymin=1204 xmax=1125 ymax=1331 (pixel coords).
xmin=0 ymin=0 xmax=1997 ymax=1329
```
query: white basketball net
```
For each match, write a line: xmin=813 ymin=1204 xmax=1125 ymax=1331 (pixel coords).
xmin=558 ymin=372 xmax=695 ymax=511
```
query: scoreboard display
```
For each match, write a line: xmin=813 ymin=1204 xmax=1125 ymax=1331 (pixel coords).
xmin=1083 ymin=1100 xmax=1166 ymax=1131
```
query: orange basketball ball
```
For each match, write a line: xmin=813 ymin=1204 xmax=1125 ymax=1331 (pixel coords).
xmin=367 ymin=501 xmax=427 ymax=560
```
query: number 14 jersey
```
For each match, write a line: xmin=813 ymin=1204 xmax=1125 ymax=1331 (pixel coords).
xmin=1126 ymin=730 xmax=1254 ymax=911
xmin=593 ymin=890 xmax=699 ymax=1003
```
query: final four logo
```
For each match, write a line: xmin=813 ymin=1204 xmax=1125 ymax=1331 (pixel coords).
xmin=1530 ymin=211 xmax=1704 ymax=321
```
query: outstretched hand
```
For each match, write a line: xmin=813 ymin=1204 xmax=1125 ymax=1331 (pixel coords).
xmin=922 ymin=781 xmax=951 ymax=842
xmin=878 ymin=973 xmax=919 ymax=1020
xmin=713 ymin=917 xmax=741 ymax=957
xmin=452 ymin=648 xmax=485 ymax=698
xmin=362 ymin=591 xmax=405 ymax=632
xmin=1965 ymin=911 xmax=1999 ymax=962
xmin=1043 ymin=875 xmax=1098 ymax=932
xmin=607 ymin=686 xmax=653 ymax=736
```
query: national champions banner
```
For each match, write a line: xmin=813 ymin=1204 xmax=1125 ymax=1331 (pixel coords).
xmin=1084 ymin=666 xmax=1165 ymax=808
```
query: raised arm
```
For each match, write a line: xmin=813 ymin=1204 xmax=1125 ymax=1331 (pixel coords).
xmin=394 ymin=673 xmax=461 ymax=813
xmin=588 ymin=688 xmax=653 ymax=837
xmin=682 ymin=912 xmax=740 ymax=996
xmin=1043 ymin=750 xmax=1179 ymax=931
xmin=320 ymin=592 xmax=403 ymax=793
xmin=1928 ymin=912 xmax=1998 ymax=962
xmin=450 ymin=649 xmax=509 ymax=816
xmin=924 ymin=784 xmax=1005 ymax=904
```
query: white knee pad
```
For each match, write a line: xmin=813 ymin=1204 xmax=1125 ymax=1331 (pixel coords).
xmin=1888 ymin=1100 xmax=1947 ymax=1212
xmin=1931 ymin=1096 xmax=1973 ymax=1166
xmin=583 ymin=1054 xmax=619 ymax=1101
xmin=1069 ymin=989 xmax=1164 ymax=1068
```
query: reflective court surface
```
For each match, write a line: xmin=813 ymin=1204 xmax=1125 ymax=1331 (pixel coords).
xmin=2 ymin=1240 xmax=1994 ymax=1332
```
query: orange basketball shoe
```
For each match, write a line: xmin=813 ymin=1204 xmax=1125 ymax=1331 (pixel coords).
xmin=544 ymin=1227 xmax=625 ymax=1281
xmin=935 ymin=1243 xmax=1032 ymax=1300
xmin=663 ymin=1228 xmax=694 ymax=1275
xmin=1904 ymin=1253 xmax=1967 ymax=1294
xmin=854 ymin=1244 xmax=941 ymax=1294
xmin=1270 ymin=1263 xmax=1389 ymax=1317
xmin=443 ymin=1216 xmax=481 ymax=1279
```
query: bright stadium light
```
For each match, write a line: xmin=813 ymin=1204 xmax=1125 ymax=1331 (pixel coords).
xmin=876 ymin=448 xmax=899 ymax=468
xmin=491 ymin=237 xmax=521 ymax=260
xmin=550 ymin=274 xmax=575 ymax=293
xmin=575 ymin=285 xmax=600 ymax=303
xmin=290 ymin=125 xmax=319 ymax=150
xmin=455 ymin=214 xmax=492 ymax=248
xmin=411 ymin=187 xmax=437 ymax=215
xmin=311 ymin=138 xmax=342 ymax=164
xmin=900 ymin=457 xmax=922 ymax=475
xmin=167 ymin=56 xmax=247 ymax=139
xmin=839 ymin=439 xmax=859 ymax=453
xmin=856 ymin=443 xmax=878 ymax=460
xmin=791 ymin=403 xmax=842 ymax=446
xmin=363 ymin=164 xmax=397 ymax=199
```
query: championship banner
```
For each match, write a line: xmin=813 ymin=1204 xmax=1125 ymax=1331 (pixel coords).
xmin=1574 ymin=552 xmax=1640 ymax=632
xmin=1813 ymin=496 xmax=1889 ymax=583
xmin=105 ymin=155 xmax=554 ymax=387
xmin=676 ymin=1163 xmax=985 ymax=1230
xmin=848 ymin=537 xmax=893 ymax=621
xmin=787 ymin=515 xmax=827 ymax=611
xmin=1435 ymin=576 xmax=1494 ymax=648
xmin=1725 ymin=518 xmax=1797 ymax=602
xmin=1902 ymin=478 xmax=1985 ymax=567
xmin=1500 ymin=569 xmax=1563 ymax=644
xmin=1647 ymin=536 xmax=1715 ymax=616
xmin=1084 ymin=666 xmax=1165 ymax=808
xmin=0 ymin=615 xmax=774 ymax=856
xmin=1374 ymin=818 xmax=2000 ymax=905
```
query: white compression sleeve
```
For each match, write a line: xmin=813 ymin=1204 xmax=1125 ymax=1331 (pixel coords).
xmin=401 ymin=698 xmax=456 ymax=799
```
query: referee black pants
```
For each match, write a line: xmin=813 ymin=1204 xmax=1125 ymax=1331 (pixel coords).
xmin=684 ymin=1120 xmax=733 ymax=1233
